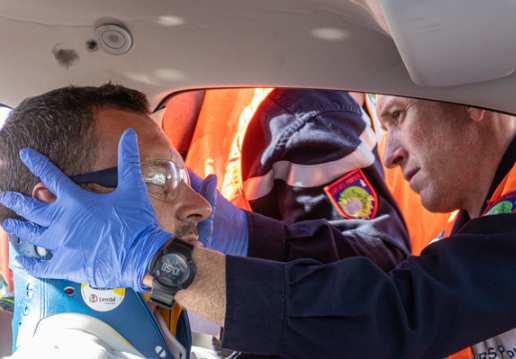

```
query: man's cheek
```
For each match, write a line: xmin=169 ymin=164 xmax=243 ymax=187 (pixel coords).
xmin=152 ymin=203 xmax=175 ymax=233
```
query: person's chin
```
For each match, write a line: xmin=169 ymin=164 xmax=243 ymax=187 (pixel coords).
xmin=189 ymin=239 xmax=203 ymax=247
xmin=417 ymin=186 xmax=434 ymax=209
xmin=408 ymin=170 xmax=422 ymax=192
xmin=420 ymin=190 xmax=451 ymax=213
xmin=409 ymin=178 xmax=422 ymax=194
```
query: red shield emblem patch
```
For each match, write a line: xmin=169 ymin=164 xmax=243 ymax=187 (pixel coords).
xmin=324 ymin=169 xmax=378 ymax=220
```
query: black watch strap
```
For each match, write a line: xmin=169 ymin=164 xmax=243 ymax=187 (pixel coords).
xmin=149 ymin=237 xmax=195 ymax=309
xmin=149 ymin=281 xmax=178 ymax=309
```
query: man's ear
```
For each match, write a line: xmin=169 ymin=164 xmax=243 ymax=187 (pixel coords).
xmin=32 ymin=182 xmax=57 ymax=203
xmin=466 ymin=107 xmax=486 ymax=123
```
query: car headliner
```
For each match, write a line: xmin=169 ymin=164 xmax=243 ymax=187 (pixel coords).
xmin=1 ymin=0 xmax=516 ymax=114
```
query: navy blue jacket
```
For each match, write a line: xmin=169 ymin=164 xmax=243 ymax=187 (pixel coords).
xmin=223 ymin=215 xmax=516 ymax=359
xmin=220 ymin=133 xmax=516 ymax=358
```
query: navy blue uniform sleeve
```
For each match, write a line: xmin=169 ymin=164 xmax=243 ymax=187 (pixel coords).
xmin=245 ymin=210 xmax=407 ymax=273
xmin=241 ymin=89 xmax=410 ymax=271
xmin=222 ymin=213 xmax=516 ymax=359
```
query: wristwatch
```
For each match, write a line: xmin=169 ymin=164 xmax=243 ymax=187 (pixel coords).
xmin=148 ymin=237 xmax=196 ymax=309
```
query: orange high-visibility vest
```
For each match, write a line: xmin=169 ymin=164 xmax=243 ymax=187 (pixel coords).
xmin=183 ymin=88 xmax=273 ymax=210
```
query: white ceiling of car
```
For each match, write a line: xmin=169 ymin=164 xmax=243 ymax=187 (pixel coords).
xmin=1 ymin=0 xmax=516 ymax=114
xmin=382 ymin=0 xmax=516 ymax=87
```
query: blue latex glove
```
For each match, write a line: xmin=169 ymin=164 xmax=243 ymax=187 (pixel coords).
xmin=195 ymin=174 xmax=217 ymax=248
xmin=189 ymin=171 xmax=248 ymax=256
xmin=0 ymin=129 xmax=171 ymax=292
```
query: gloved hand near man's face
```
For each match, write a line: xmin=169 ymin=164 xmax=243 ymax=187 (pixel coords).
xmin=0 ymin=128 xmax=250 ymax=291
xmin=189 ymin=171 xmax=248 ymax=256
xmin=0 ymin=129 xmax=170 ymax=292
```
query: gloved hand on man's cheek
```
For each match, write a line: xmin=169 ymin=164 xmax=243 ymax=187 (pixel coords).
xmin=0 ymin=129 xmax=171 ymax=292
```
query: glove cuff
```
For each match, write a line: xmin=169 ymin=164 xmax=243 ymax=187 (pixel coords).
xmin=211 ymin=208 xmax=249 ymax=256
xmin=130 ymin=227 xmax=173 ymax=292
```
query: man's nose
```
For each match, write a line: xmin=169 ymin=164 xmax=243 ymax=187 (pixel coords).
xmin=176 ymin=182 xmax=212 ymax=223
xmin=383 ymin=134 xmax=407 ymax=169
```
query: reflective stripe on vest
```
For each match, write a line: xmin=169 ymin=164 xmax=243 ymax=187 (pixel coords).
xmin=242 ymin=125 xmax=377 ymax=200
xmin=242 ymin=92 xmax=378 ymax=202
xmin=185 ymin=89 xmax=377 ymax=209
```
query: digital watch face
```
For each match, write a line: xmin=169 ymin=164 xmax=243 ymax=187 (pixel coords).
xmin=156 ymin=253 xmax=190 ymax=287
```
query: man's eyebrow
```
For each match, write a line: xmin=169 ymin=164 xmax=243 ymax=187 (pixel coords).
xmin=378 ymin=100 xmax=404 ymax=118
xmin=377 ymin=106 xmax=395 ymax=118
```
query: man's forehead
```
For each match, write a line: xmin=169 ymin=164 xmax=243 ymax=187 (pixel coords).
xmin=129 ymin=129 xmax=185 ymax=168
xmin=95 ymin=108 xmax=184 ymax=169
xmin=139 ymin=140 xmax=184 ymax=166
xmin=376 ymin=96 xmax=429 ymax=118
xmin=377 ymin=95 xmax=411 ymax=108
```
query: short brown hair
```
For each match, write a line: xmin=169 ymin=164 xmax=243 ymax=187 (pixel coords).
xmin=0 ymin=83 xmax=150 ymax=221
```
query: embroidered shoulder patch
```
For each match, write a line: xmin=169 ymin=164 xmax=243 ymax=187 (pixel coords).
xmin=483 ymin=190 xmax=516 ymax=216
xmin=324 ymin=169 xmax=378 ymax=220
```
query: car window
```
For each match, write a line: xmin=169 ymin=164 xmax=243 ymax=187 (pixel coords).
xmin=0 ymin=107 xmax=11 ymax=130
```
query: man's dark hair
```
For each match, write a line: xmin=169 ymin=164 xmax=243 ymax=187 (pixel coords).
xmin=0 ymin=83 xmax=150 ymax=221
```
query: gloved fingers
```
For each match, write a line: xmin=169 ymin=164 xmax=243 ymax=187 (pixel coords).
xmin=0 ymin=192 xmax=53 ymax=226
xmin=116 ymin=129 xmax=147 ymax=194
xmin=199 ymin=174 xmax=218 ymax=209
xmin=197 ymin=212 xmax=213 ymax=247
xmin=12 ymin=255 xmax=51 ymax=278
xmin=196 ymin=175 xmax=217 ymax=247
xmin=118 ymin=128 xmax=141 ymax=167
xmin=188 ymin=169 xmax=204 ymax=192
xmin=19 ymin=148 xmax=77 ymax=198
xmin=2 ymin=219 xmax=54 ymax=251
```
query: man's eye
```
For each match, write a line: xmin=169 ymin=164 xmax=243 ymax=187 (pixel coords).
xmin=390 ymin=110 xmax=404 ymax=127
